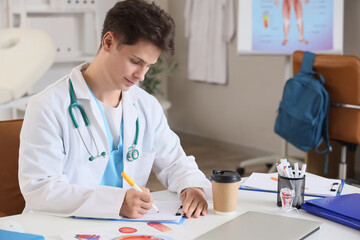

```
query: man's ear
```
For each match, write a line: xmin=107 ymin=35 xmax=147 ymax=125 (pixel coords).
xmin=102 ymin=32 xmax=115 ymax=52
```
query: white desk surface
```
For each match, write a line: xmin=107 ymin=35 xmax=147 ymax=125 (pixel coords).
xmin=1 ymin=180 xmax=360 ymax=240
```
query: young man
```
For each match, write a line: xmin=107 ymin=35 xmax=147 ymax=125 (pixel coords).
xmin=19 ymin=0 xmax=211 ymax=219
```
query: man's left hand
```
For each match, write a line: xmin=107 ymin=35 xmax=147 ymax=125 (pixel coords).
xmin=180 ymin=187 xmax=208 ymax=219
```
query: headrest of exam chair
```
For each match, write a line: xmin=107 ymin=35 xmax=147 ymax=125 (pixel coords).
xmin=0 ymin=28 xmax=56 ymax=104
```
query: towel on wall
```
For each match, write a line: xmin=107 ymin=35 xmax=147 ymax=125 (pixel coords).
xmin=184 ymin=0 xmax=234 ymax=84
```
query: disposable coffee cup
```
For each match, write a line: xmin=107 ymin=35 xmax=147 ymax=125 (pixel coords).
xmin=210 ymin=170 xmax=241 ymax=215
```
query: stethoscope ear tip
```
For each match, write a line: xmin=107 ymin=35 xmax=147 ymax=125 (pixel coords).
xmin=101 ymin=152 xmax=106 ymax=157
xmin=89 ymin=156 xmax=95 ymax=161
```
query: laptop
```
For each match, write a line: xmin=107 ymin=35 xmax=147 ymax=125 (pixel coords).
xmin=196 ymin=211 xmax=321 ymax=240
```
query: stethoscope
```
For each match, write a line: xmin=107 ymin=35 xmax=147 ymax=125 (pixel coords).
xmin=68 ymin=79 xmax=140 ymax=162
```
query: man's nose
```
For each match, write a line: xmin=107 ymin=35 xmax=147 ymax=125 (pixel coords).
xmin=134 ymin=68 xmax=148 ymax=81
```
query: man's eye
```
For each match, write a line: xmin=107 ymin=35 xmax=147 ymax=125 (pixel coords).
xmin=130 ymin=59 xmax=140 ymax=64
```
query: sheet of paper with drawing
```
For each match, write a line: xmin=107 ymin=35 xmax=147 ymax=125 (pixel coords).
xmin=60 ymin=222 xmax=176 ymax=240
xmin=240 ymin=172 xmax=342 ymax=197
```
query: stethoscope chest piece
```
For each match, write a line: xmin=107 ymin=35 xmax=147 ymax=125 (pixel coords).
xmin=126 ymin=145 xmax=139 ymax=162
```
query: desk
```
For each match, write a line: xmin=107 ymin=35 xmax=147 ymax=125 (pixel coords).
xmin=1 ymin=180 xmax=360 ymax=240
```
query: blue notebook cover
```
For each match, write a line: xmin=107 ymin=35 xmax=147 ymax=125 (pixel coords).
xmin=302 ymin=193 xmax=360 ymax=230
xmin=0 ymin=229 xmax=45 ymax=240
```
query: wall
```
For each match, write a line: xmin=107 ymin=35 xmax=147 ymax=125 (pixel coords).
xmin=0 ymin=0 xmax=7 ymax=28
xmin=167 ymin=0 xmax=360 ymax=160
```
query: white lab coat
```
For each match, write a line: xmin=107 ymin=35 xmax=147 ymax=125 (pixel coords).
xmin=184 ymin=0 xmax=235 ymax=84
xmin=19 ymin=63 xmax=211 ymax=219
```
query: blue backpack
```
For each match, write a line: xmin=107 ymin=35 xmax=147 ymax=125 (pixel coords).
xmin=274 ymin=51 xmax=332 ymax=173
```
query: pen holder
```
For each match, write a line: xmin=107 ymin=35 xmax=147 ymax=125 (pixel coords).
xmin=277 ymin=174 xmax=305 ymax=209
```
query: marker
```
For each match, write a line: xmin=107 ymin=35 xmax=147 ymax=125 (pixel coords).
xmin=283 ymin=166 xmax=289 ymax=178
xmin=299 ymin=164 xmax=307 ymax=178
xmin=121 ymin=172 xmax=159 ymax=213
xmin=288 ymin=165 xmax=294 ymax=178
xmin=294 ymin=162 xmax=299 ymax=178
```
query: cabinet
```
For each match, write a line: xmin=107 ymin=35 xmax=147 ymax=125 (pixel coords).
xmin=8 ymin=0 xmax=100 ymax=63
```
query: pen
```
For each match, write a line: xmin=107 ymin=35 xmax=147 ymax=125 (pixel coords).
xmin=337 ymin=182 xmax=343 ymax=193
xmin=299 ymin=164 xmax=307 ymax=178
xmin=288 ymin=165 xmax=294 ymax=178
xmin=283 ymin=166 xmax=289 ymax=178
xmin=294 ymin=162 xmax=299 ymax=178
xmin=121 ymin=172 xmax=159 ymax=213
xmin=276 ymin=163 xmax=284 ymax=177
xmin=271 ymin=176 xmax=278 ymax=181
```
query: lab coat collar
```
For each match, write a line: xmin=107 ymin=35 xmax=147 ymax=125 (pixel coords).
xmin=69 ymin=63 xmax=141 ymax=104
xmin=69 ymin=63 xmax=93 ymax=101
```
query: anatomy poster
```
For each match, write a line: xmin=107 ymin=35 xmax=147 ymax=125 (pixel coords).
xmin=252 ymin=0 xmax=334 ymax=53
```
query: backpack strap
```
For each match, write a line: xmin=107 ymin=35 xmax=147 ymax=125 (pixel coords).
xmin=316 ymin=104 xmax=333 ymax=174
xmin=301 ymin=51 xmax=316 ymax=74
xmin=301 ymin=52 xmax=325 ymax=84
xmin=323 ymin=114 xmax=333 ymax=174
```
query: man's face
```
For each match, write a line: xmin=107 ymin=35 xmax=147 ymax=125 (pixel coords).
xmin=103 ymin=36 xmax=161 ymax=92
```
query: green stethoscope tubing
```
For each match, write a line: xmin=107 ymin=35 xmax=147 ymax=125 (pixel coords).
xmin=68 ymin=79 xmax=140 ymax=162
xmin=126 ymin=119 xmax=139 ymax=162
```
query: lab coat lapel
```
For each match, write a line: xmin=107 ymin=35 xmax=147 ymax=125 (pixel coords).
xmin=69 ymin=65 xmax=109 ymax=152
xmin=122 ymin=87 xmax=139 ymax=186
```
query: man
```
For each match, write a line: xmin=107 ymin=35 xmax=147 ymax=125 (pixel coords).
xmin=19 ymin=0 xmax=211 ymax=219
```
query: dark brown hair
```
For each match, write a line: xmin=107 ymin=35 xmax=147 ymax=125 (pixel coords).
xmin=101 ymin=0 xmax=175 ymax=56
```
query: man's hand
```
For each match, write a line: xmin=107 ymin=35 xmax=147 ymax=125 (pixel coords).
xmin=180 ymin=187 xmax=208 ymax=219
xmin=120 ymin=187 xmax=153 ymax=218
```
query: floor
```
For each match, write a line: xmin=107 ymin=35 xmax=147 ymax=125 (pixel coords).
xmin=146 ymin=132 xmax=269 ymax=191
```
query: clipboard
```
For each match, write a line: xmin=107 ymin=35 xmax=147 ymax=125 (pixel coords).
xmin=239 ymin=172 xmax=344 ymax=197
xmin=73 ymin=200 xmax=185 ymax=225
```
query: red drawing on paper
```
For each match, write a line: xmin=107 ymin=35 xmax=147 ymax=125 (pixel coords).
xmin=75 ymin=234 xmax=100 ymax=240
xmin=119 ymin=227 xmax=137 ymax=234
xmin=113 ymin=235 xmax=173 ymax=240
xmin=147 ymin=222 xmax=172 ymax=232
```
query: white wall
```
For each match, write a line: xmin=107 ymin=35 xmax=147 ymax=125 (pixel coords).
xmin=0 ymin=0 xmax=7 ymax=28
